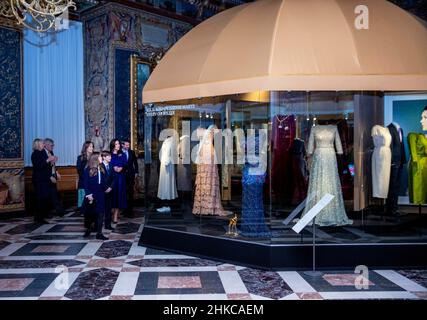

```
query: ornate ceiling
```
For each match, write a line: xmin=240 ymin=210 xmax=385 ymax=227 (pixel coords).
xmin=72 ymin=0 xmax=426 ymax=21
xmin=2 ymin=1 xmax=425 ymax=24
xmin=73 ymin=0 xmax=251 ymax=20
xmin=74 ymin=0 xmax=102 ymax=14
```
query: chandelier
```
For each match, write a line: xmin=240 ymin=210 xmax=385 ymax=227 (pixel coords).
xmin=0 ymin=1 xmax=76 ymax=32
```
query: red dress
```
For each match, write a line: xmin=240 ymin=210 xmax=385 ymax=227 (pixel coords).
xmin=271 ymin=115 xmax=296 ymax=203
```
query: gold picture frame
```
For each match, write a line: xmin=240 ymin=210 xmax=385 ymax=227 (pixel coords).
xmin=130 ymin=55 xmax=153 ymax=154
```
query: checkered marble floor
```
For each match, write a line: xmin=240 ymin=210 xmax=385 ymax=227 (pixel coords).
xmin=0 ymin=210 xmax=427 ymax=300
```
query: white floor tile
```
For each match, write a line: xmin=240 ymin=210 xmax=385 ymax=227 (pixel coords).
xmin=132 ymin=294 xmax=228 ymax=300
xmin=374 ymin=270 xmax=427 ymax=292
xmin=2 ymin=256 xmax=77 ymax=260
xmin=132 ymin=295 xmax=180 ymax=300
xmin=279 ymin=293 xmax=301 ymax=300
xmin=0 ymin=243 xmax=27 ymax=256
xmin=128 ymin=243 xmax=146 ymax=256
xmin=249 ymin=294 xmax=273 ymax=300
xmin=28 ymin=240 xmax=90 ymax=244
xmin=139 ymin=267 xmax=219 ymax=272
xmin=0 ymin=268 xmax=65 ymax=274
xmin=40 ymin=272 xmax=80 ymax=297
xmin=278 ymin=271 xmax=317 ymax=293
xmin=320 ymin=291 xmax=419 ymax=300
xmin=0 ymin=297 xmax=39 ymax=300
xmin=78 ymin=242 xmax=103 ymax=256
xmin=218 ymin=270 xmax=249 ymax=294
xmin=111 ymin=272 xmax=140 ymax=296
xmin=0 ymin=224 xmax=17 ymax=233
xmin=32 ymin=224 xmax=56 ymax=234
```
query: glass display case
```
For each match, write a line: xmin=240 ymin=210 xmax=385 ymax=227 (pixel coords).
xmin=139 ymin=91 xmax=427 ymax=269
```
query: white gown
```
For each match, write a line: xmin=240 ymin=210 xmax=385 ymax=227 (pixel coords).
xmin=157 ymin=136 xmax=178 ymax=200
xmin=371 ymin=125 xmax=392 ymax=198
xmin=302 ymin=125 xmax=352 ymax=226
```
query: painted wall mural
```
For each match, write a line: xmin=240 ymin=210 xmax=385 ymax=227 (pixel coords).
xmin=0 ymin=25 xmax=24 ymax=213
xmin=82 ymin=2 xmax=192 ymax=143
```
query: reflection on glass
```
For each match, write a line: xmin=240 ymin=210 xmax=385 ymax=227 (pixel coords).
xmin=143 ymin=91 xmax=357 ymax=244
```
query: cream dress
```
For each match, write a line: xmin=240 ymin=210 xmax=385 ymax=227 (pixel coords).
xmin=301 ymin=125 xmax=352 ymax=226
xmin=371 ymin=125 xmax=392 ymax=199
xmin=157 ymin=136 xmax=178 ymax=200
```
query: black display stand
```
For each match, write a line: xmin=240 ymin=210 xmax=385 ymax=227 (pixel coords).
xmin=139 ymin=225 xmax=427 ymax=270
xmin=303 ymin=218 xmax=324 ymax=277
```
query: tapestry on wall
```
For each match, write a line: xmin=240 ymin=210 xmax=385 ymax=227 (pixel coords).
xmin=0 ymin=26 xmax=24 ymax=212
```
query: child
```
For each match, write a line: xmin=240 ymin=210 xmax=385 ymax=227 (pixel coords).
xmin=101 ymin=150 xmax=115 ymax=231
xmin=82 ymin=153 xmax=108 ymax=240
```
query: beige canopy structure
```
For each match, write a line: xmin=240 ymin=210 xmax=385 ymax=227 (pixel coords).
xmin=143 ymin=0 xmax=427 ymax=103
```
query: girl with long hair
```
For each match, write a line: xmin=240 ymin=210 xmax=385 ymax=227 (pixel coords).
xmin=76 ymin=141 xmax=94 ymax=209
xmin=82 ymin=152 xmax=108 ymax=240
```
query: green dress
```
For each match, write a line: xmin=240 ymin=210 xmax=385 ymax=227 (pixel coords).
xmin=408 ymin=133 xmax=427 ymax=204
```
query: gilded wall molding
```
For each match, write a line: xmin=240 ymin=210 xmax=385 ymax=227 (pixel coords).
xmin=0 ymin=161 xmax=24 ymax=168
xmin=0 ymin=16 xmax=23 ymax=30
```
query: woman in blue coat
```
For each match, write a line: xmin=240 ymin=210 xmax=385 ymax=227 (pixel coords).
xmin=110 ymin=139 xmax=127 ymax=223
xmin=82 ymin=153 xmax=108 ymax=240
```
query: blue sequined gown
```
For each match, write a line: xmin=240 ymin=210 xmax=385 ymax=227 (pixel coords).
xmin=239 ymin=164 xmax=271 ymax=238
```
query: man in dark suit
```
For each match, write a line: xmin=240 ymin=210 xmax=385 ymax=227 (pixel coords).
xmin=101 ymin=151 xmax=115 ymax=230
xmin=121 ymin=139 xmax=139 ymax=217
xmin=386 ymin=123 xmax=407 ymax=217
xmin=43 ymin=138 xmax=66 ymax=217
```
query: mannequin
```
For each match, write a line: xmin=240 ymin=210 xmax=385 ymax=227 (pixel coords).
xmin=239 ymin=135 xmax=271 ymax=237
xmin=386 ymin=122 xmax=406 ymax=216
xmin=157 ymin=135 xmax=178 ymax=212
xmin=193 ymin=125 xmax=231 ymax=216
xmin=271 ymin=114 xmax=296 ymax=204
xmin=301 ymin=124 xmax=352 ymax=226
xmin=371 ymin=125 xmax=392 ymax=199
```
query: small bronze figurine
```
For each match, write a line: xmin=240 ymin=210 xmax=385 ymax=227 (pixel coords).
xmin=226 ymin=214 xmax=238 ymax=237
